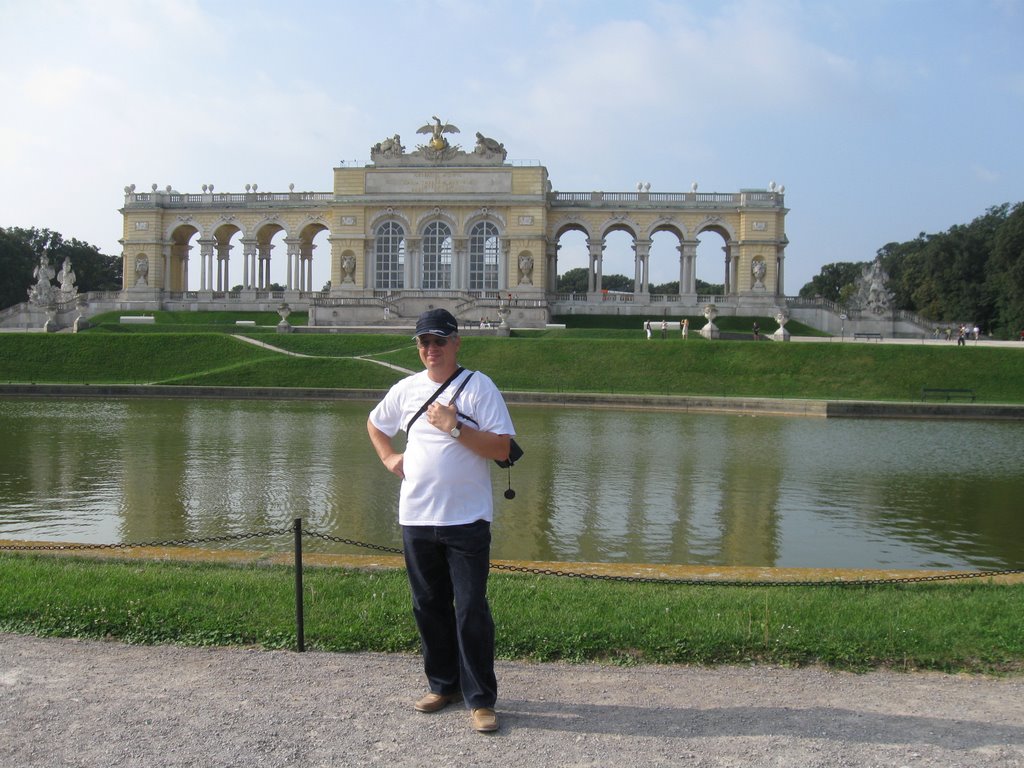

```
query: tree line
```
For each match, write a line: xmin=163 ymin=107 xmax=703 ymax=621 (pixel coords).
xmin=799 ymin=202 xmax=1024 ymax=338
xmin=0 ymin=227 xmax=122 ymax=310
xmin=556 ymin=267 xmax=724 ymax=295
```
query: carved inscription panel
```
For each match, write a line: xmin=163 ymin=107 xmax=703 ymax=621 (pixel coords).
xmin=366 ymin=171 xmax=513 ymax=195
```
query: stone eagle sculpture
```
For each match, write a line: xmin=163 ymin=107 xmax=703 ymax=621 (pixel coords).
xmin=417 ymin=116 xmax=459 ymax=151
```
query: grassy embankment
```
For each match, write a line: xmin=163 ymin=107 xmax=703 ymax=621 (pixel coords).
xmin=1 ymin=310 xmax=1022 ymax=402
xmin=2 ymin=311 xmax=1023 ymax=671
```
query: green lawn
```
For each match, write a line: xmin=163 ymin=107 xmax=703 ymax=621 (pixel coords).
xmin=1 ymin=553 xmax=1021 ymax=673
xmin=3 ymin=324 xmax=1022 ymax=402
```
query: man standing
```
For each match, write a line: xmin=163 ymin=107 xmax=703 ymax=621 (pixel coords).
xmin=367 ymin=308 xmax=514 ymax=734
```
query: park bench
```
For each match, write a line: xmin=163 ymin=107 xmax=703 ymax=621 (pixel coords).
xmin=235 ymin=320 xmax=256 ymax=326
xmin=853 ymin=332 xmax=882 ymax=341
xmin=920 ymin=388 xmax=976 ymax=402
xmin=119 ymin=316 xmax=155 ymax=324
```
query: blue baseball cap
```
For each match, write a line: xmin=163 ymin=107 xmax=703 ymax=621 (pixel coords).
xmin=413 ymin=308 xmax=459 ymax=338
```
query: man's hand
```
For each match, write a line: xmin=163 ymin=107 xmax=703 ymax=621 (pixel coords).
xmin=381 ymin=452 xmax=405 ymax=479
xmin=367 ymin=419 xmax=405 ymax=479
xmin=426 ymin=401 xmax=458 ymax=433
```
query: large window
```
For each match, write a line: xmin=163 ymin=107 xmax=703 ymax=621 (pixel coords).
xmin=375 ymin=222 xmax=405 ymax=289
xmin=469 ymin=221 xmax=499 ymax=290
xmin=421 ymin=222 xmax=452 ymax=289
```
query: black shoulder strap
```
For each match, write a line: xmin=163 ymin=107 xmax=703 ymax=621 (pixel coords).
xmin=405 ymin=367 xmax=464 ymax=433
xmin=449 ymin=370 xmax=476 ymax=407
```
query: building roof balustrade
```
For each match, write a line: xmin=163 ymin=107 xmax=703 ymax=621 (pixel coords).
xmin=124 ymin=188 xmax=780 ymax=211
xmin=123 ymin=191 xmax=334 ymax=209
xmin=548 ymin=191 xmax=783 ymax=209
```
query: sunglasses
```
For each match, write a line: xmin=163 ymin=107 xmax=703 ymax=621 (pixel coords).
xmin=416 ymin=336 xmax=450 ymax=348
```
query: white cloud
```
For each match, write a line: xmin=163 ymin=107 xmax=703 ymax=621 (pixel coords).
xmin=972 ymin=165 xmax=1001 ymax=184
xmin=1 ymin=0 xmax=1021 ymax=294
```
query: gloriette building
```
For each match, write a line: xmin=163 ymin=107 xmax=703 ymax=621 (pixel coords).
xmin=116 ymin=118 xmax=789 ymax=329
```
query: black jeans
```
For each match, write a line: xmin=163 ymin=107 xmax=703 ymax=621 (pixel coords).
xmin=402 ymin=520 xmax=496 ymax=709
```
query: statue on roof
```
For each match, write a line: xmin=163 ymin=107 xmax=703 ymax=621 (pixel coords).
xmin=417 ymin=116 xmax=460 ymax=151
xmin=370 ymin=134 xmax=405 ymax=160
xmin=474 ymin=132 xmax=507 ymax=161
xmin=369 ymin=118 xmax=505 ymax=166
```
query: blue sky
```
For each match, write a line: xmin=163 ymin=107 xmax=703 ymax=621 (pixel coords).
xmin=1 ymin=0 xmax=1021 ymax=293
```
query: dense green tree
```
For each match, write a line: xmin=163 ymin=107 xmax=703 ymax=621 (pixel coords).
xmin=987 ymin=202 xmax=1024 ymax=337
xmin=556 ymin=269 xmax=634 ymax=293
xmin=0 ymin=228 xmax=38 ymax=310
xmin=557 ymin=267 xmax=589 ymax=293
xmin=696 ymin=279 xmax=725 ymax=295
xmin=0 ymin=227 xmax=121 ymax=310
xmin=800 ymin=202 xmax=1024 ymax=337
xmin=602 ymin=274 xmax=633 ymax=292
xmin=650 ymin=279 xmax=723 ymax=295
xmin=797 ymin=262 xmax=864 ymax=302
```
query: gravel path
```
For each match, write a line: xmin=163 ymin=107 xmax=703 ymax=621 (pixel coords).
xmin=2 ymin=633 xmax=1023 ymax=767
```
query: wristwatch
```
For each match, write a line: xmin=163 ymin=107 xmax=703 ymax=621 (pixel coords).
xmin=449 ymin=422 xmax=462 ymax=439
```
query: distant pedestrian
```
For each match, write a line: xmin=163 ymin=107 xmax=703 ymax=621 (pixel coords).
xmin=682 ymin=318 xmax=689 ymax=339
xmin=660 ymin=320 xmax=667 ymax=339
xmin=645 ymin=321 xmax=652 ymax=340
xmin=752 ymin=321 xmax=760 ymax=341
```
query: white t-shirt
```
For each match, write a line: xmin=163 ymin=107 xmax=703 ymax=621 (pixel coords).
xmin=369 ymin=368 xmax=515 ymax=526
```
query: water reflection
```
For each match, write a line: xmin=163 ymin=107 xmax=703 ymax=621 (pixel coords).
xmin=1 ymin=397 xmax=1022 ymax=570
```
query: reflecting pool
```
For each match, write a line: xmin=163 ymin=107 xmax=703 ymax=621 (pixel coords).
xmin=1 ymin=397 xmax=1022 ymax=569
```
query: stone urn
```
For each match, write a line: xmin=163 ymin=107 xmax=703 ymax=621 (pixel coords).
xmin=700 ymin=303 xmax=719 ymax=340
xmin=772 ymin=309 xmax=791 ymax=342
xmin=277 ymin=302 xmax=293 ymax=333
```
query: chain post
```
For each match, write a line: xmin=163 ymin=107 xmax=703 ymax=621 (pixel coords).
xmin=293 ymin=517 xmax=305 ymax=652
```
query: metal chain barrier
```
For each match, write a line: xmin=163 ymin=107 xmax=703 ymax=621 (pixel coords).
xmin=4 ymin=521 xmax=1023 ymax=656
xmin=303 ymin=529 xmax=404 ymax=556
xmin=300 ymin=528 xmax=1024 ymax=588
xmin=3 ymin=526 xmax=1022 ymax=587
xmin=0 ymin=527 xmax=294 ymax=552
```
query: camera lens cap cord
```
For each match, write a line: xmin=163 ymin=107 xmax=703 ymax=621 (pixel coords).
xmin=503 ymin=467 xmax=515 ymax=500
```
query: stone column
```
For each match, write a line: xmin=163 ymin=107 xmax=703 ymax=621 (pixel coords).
xmin=172 ymin=241 xmax=191 ymax=292
xmin=215 ymin=241 xmax=232 ymax=292
xmin=775 ymin=243 xmax=786 ymax=297
xmin=633 ymin=238 xmax=652 ymax=294
xmin=452 ymin=237 xmax=468 ymax=290
xmin=546 ymin=242 xmax=559 ymax=293
xmin=364 ymin=242 xmax=376 ymax=289
xmin=499 ymin=239 xmax=510 ymax=291
xmin=405 ymin=237 xmax=421 ymax=290
xmin=284 ymin=238 xmax=300 ymax=291
xmin=726 ymin=241 xmax=739 ymax=296
xmin=300 ymin=241 xmax=315 ymax=292
xmin=161 ymin=243 xmax=171 ymax=292
xmin=587 ymin=237 xmax=604 ymax=294
xmin=257 ymin=242 xmax=273 ymax=289
xmin=198 ymin=239 xmax=215 ymax=291
xmin=679 ymin=240 xmax=698 ymax=296
xmin=241 ymin=238 xmax=257 ymax=290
